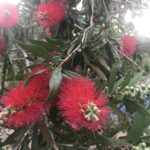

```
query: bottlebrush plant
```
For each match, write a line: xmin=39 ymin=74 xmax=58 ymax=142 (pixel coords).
xmin=0 ymin=0 xmax=149 ymax=150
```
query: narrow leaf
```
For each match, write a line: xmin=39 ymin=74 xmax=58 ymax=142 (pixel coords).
xmin=45 ymin=67 xmax=62 ymax=104
xmin=0 ymin=129 xmax=27 ymax=147
xmin=125 ymin=100 xmax=150 ymax=116
xmin=120 ymin=71 xmax=131 ymax=90
xmin=31 ymin=125 xmax=39 ymax=150
xmin=38 ymin=121 xmax=58 ymax=149
xmin=97 ymin=56 xmax=110 ymax=71
xmin=111 ymin=77 xmax=124 ymax=94
xmin=16 ymin=40 xmax=55 ymax=62
xmin=29 ymin=39 xmax=56 ymax=50
xmin=109 ymin=102 xmax=128 ymax=120
xmin=128 ymin=71 xmax=144 ymax=86
xmin=90 ymin=64 xmax=107 ymax=81
xmin=108 ymin=64 xmax=117 ymax=94
xmin=127 ymin=112 xmax=145 ymax=143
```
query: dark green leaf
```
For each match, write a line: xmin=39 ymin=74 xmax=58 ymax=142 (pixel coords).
xmin=29 ymin=39 xmax=57 ymax=51
xmin=38 ymin=121 xmax=58 ymax=149
xmin=90 ymin=64 xmax=107 ymax=81
xmin=16 ymin=40 xmax=55 ymax=62
xmin=125 ymin=100 xmax=150 ymax=116
xmin=127 ymin=112 xmax=145 ymax=143
xmin=109 ymin=102 xmax=128 ymax=120
xmin=45 ymin=38 xmax=67 ymax=47
xmin=0 ymin=129 xmax=27 ymax=147
xmin=108 ymin=64 xmax=117 ymax=94
xmin=20 ymin=143 xmax=30 ymax=150
xmin=95 ymin=134 xmax=110 ymax=146
xmin=31 ymin=125 xmax=39 ymax=150
xmin=45 ymin=67 xmax=62 ymax=104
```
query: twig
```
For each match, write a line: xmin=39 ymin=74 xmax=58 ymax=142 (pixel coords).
xmin=58 ymin=143 xmax=97 ymax=150
xmin=90 ymin=0 xmax=94 ymax=25
xmin=59 ymin=44 xmax=81 ymax=68
xmin=58 ymin=0 xmax=95 ymax=68
xmin=101 ymin=0 xmax=110 ymax=20
xmin=107 ymin=39 xmax=143 ymax=70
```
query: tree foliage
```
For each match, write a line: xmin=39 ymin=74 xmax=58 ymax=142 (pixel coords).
xmin=0 ymin=0 xmax=150 ymax=149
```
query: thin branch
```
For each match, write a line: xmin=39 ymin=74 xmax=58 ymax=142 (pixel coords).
xmin=90 ymin=0 xmax=94 ymax=25
xmin=107 ymin=39 xmax=143 ymax=70
xmin=101 ymin=0 xmax=110 ymax=20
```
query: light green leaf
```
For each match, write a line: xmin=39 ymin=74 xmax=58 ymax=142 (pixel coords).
xmin=128 ymin=71 xmax=144 ymax=86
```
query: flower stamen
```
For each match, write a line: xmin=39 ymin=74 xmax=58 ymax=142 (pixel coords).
xmin=39 ymin=12 xmax=48 ymax=20
xmin=81 ymin=101 xmax=100 ymax=121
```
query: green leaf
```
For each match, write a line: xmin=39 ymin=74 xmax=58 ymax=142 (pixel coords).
xmin=0 ymin=129 xmax=27 ymax=147
xmin=95 ymin=134 xmax=110 ymax=146
xmin=120 ymin=71 xmax=131 ymax=90
xmin=45 ymin=67 xmax=62 ymax=104
xmin=20 ymin=143 xmax=30 ymax=150
xmin=16 ymin=40 xmax=55 ymax=62
xmin=29 ymin=39 xmax=57 ymax=51
xmin=62 ymin=69 xmax=79 ymax=78
xmin=111 ymin=77 xmax=124 ymax=94
xmin=109 ymin=102 xmax=128 ymax=120
xmin=31 ymin=125 xmax=39 ymax=150
xmin=38 ymin=121 xmax=58 ymax=149
xmin=45 ymin=38 xmax=67 ymax=48
xmin=108 ymin=64 xmax=117 ymax=94
xmin=124 ymin=100 xmax=150 ymax=116
xmin=97 ymin=56 xmax=110 ymax=71
xmin=126 ymin=112 xmax=145 ymax=143
xmin=128 ymin=71 xmax=144 ymax=86
xmin=90 ymin=64 xmax=107 ymax=81
xmin=24 ymin=68 xmax=49 ymax=87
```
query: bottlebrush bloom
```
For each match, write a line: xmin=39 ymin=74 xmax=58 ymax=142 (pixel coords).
xmin=35 ymin=1 xmax=66 ymax=27
xmin=0 ymin=3 xmax=19 ymax=28
xmin=58 ymin=77 xmax=111 ymax=131
xmin=0 ymin=37 xmax=6 ymax=54
xmin=0 ymin=65 xmax=51 ymax=128
xmin=120 ymin=35 xmax=137 ymax=57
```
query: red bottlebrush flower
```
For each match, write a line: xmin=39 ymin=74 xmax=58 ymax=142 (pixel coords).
xmin=35 ymin=1 xmax=66 ymax=27
xmin=120 ymin=35 xmax=137 ymax=57
xmin=0 ymin=65 xmax=51 ymax=128
xmin=58 ymin=77 xmax=111 ymax=131
xmin=0 ymin=37 xmax=6 ymax=54
xmin=0 ymin=3 xmax=19 ymax=28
